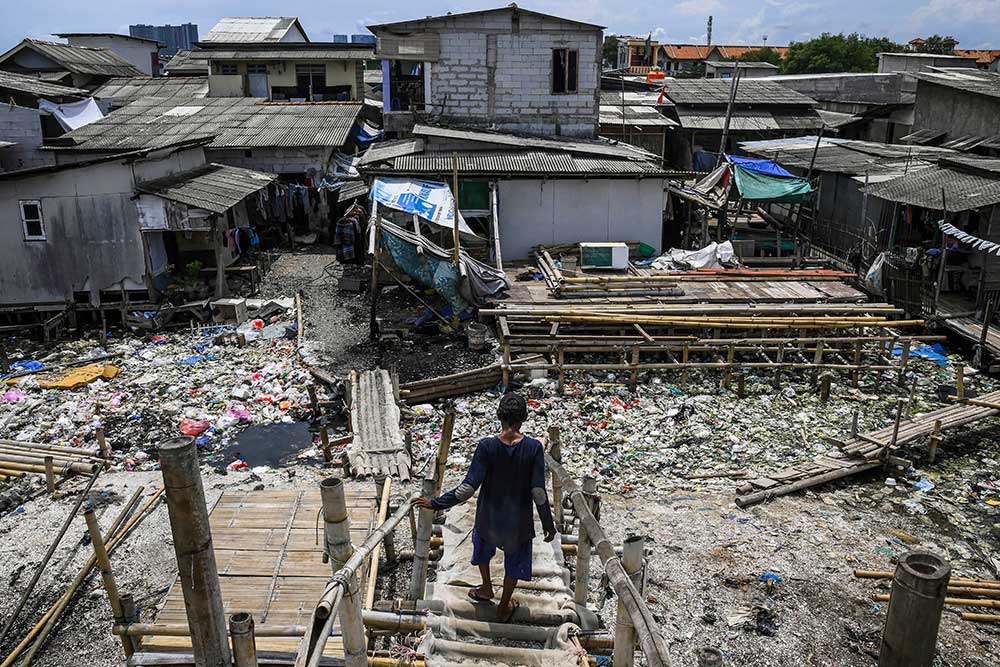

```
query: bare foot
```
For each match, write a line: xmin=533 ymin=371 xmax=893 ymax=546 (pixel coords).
xmin=497 ymin=599 xmax=519 ymax=622
xmin=468 ymin=585 xmax=494 ymax=602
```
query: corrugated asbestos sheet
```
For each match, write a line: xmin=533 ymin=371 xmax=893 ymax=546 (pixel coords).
xmin=200 ymin=48 xmax=372 ymax=61
xmin=380 ymin=149 xmax=668 ymax=175
xmin=662 ymin=78 xmax=816 ymax=106
xmin=163 ymin=50 xmax=209 ymax=75
xmin=136 ymin=163 xmax=278 ymax=214
xmin=674 ymin=108 xmax=823 ymax=131
xmin=203 ymin=17 xmax=303 ymax=43
xmin=868 ymin=165 xmax=1000 ymax=212
xmin=57 ymin=97 xmax=362 ymax=150
xmin=411 ymin=124 xmax=656 ymax=160
xmin=348 ymin=369 xmax=410 ymax=480
xmin=11 ymin=39 xmax=143 ymax=77
xmin=93 ymin=77 xmax=209 ymax=104
xmin=911 ymin=68 xmax=1000 ymax=99
xmin=0 ymin=70 xmax=87 ymax=97
xmin=739 ymin=137 xmax=959 ymax=177
xmin=599 ymin=104 xmax=677 ymax=127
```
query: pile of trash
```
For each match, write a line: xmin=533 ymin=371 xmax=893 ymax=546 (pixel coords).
xmin=405 ymin=358 xmax=993 ymax=500
xmin=0 ymin=301 xmax=324 ymax=471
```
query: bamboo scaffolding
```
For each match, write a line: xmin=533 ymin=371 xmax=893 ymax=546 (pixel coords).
xmin=854 ymin=571 xmax=1000 ymax=588
xmin=872 ymin=593 xmax=1000 ymax=608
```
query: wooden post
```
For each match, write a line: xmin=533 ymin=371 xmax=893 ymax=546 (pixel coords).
xmin=97 ymin=427 xmax=110 ymax=459
xmin=320 ymin=477 xmax=367 ymax=667
xmin=887 ymin=399 xmax=906 ymax=466
xmin=879 ymin=550 xmax=951 ymax=667
xmin=574 ymin=476 xmax=599 ymax=606
xmin=308 ymin=385 xmax=319 ymax=414
xmin=158 ymin=436 xmax=232 ymax=667
xmin=681 ymin=344 xmax=690 ymax=388
xmin=613 ymin=536 xmax=645 ymax=667
xmin=369 ymin=201 xmax=382 ymax=341
xmin=434 ymin=409 xmax=456 ymax=497
xmin=819 ymin=373 xmax=831 ymax=402
xmin=83 ymin=506 xmax=134 ymax=657
xmin=629 ymin=344 xmax=640 ymax=390
xmin=976 ymin=297 xmax=996 ymax=369
xmin=43 ymin=456 xmax=55 ymax=493
xmin=409 ymin=472 xmax=436 ymax=601
xmin=376 ymin=476 xmax=397 ymax=565
xmin=933 ymin=190 xmax=949 ymax=316
xmin=851 ymin=410 xmax=859 ymax=438
xmin=956 ymin=365 xmax=965 ymax=400
xmin=927 ymin=419 xmax=942 ymax=464
xmin=319 ymin=426 xmax=332 ymax=463
xmin=736 ymin=371 xmax=746 ymax=399
xmin=229 ymin=612 xmax=259 ymax=667
xmin=451 ymin=153 xmax=462 ymax=331
xmin=548 ymin=426 xmax=564 ymax=532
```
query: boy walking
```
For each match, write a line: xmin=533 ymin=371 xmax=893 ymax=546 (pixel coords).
xmin=413 ymin=393 xmax=556 ymax=622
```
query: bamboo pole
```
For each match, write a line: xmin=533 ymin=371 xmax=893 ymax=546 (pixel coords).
xmin=614 ymin=536 xmax=645 ymax=667
xmin=230 ymin=613 xmax=259 ymax=667
xmin=159 ymin=436 xmax=231 ymax=667
xmin=83 ymin=506 xmax=134 ymax=657
xmin=548 ymin=426 xmax=564 ymax=531
xmin=409 ymin=471 xmax=436 ymax=601
xmin=962 ymin=612 xmax=1000 ymax=623
xmin=320 ymin=477 xmax=366 ymax=667
xmin=878 ymin=551 xmax=950 ymax=667
xmin=574 ymin=476 xmax=598 ymax=606
xmin=0 ymin=452 xmax=98 ymax=475
xmin=434 ymin=409 xmax=455 ymax=497
xmin=6 ymin=487 xmax=158 ymax=667
xmin=0 ymin=439 xmax=101 ymax=457
xmin=364 ymin=477 xmax=393 ymax=609
xmin=0 ymin=469 xmax=100 ymax=647
xmin=855 ymin=571 xmax=1000 ymax=588
xmin=547 ymin=453 xmax=672 ymax=667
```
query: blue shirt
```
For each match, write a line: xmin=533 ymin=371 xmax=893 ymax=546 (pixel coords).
xmin=432 ymin=436 xmax=551 ymax=549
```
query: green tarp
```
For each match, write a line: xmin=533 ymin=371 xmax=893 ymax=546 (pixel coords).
xmin=733 ymin=164 xmax=813 ymax=203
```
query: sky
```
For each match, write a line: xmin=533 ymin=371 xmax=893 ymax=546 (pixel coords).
xmin=5 ymin=0 xmax=1000 ymax=51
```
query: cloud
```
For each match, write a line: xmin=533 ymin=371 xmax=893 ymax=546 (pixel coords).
xmin=676 ymin=0 xmax=722 ymax=16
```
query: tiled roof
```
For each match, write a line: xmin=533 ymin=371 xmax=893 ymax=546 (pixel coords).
xmin=203 ymin=17 xmax=308 ymax=43
xmin=659 ymin=44 xmax=789 ymax=61
xmin=54 ymin=97 xmax=362 ymax=151
xmin=955 ymin=49 xmax=1000 ymax=65
xmin=0 ymin=39 xmax=144 ymax=77
xmin=0 ymin=69 xmax=88 ymax=98
xmin=93 ymin=77 xmax=208 ymax=104
xmin=136 ymin=163 xmax=277 ymax=213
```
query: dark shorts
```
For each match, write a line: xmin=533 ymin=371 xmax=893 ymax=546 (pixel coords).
xmin=470 ymin=527 xmax=533 ymax=581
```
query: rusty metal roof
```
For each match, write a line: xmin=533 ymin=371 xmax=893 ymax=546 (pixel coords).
xmin=0 ymin=39 xmax=144 ymax=77
xmin=136 ymin=163 xmax=278 ymax=213
xmin=0 ymin=69 xmax=88 ymax=98
xmin=54 ymin=97 xmax=362 ymax=150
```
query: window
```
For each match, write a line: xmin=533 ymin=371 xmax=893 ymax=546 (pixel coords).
xmin=220 ymin=63 xmax=238 ymax=75
xmin=19 ymin=200 xmax=45 ymax=241
xmin=295 ymin=64 xmax=326 ymax=101
xmin=246 ymin=64 xmax=267 ymax=74
xmin=552 ymin=49 xmax=578 ymax=94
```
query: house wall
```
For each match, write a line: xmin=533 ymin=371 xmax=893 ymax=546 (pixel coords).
xmin=208 ymin=60 xmax=361 ymax=98
xmin=497 ymin=177 xmax=666 ymax=259
xmin=0 ymin=146 xmax=207 ymax=306
xmin=0 ymin=104 xmax=53 ymax=171
xmin=913 ymin=80 xmax=1000 ymax=137
xmin=63 ymin=35 xmax=159 ymax=76
xmin=208 ymin=147 xmax=334 ymax=175
xmin=380 ymin=10 xmax=601 ymax=137
xmin=878 ymin=53 xmax=977 ymax=73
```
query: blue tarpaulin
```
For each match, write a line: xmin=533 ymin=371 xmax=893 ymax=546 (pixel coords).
xmin=732 ymin=164 xmax=814 ymax=203
xmin=726 ymin=155 xmax=795 ymax=179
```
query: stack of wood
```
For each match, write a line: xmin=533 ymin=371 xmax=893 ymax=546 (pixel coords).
xmin=856 ymin=570 xmax=1000 ymax=623
xmin=534 ymin=249 xmax=683 ymax=299
xmin=399 ymin=355 xmax=543 ymax=404
xmin=0 ymin=439 xmax=103 ymax=483
xmin=347 ymin=370 xmax=411 ymax=480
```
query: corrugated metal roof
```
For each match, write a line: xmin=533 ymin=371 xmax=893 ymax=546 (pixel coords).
xmin=662 ymin=78 xmax=816 ymax=106
xmin=599 ymin=104 xmax=677 ymax=127
xmin=599 ymin=90 xmax=674 ymax=107
xmin=203 ymin=17 xmax=307 ymax=43
xmin=739 ymin=136 xmax=959 ymax=177
xmin=911 ymin=68 xmax=1000 ymax=99
xmin=137 ymin=163 xmax=277 ymax=213
xmin=163 ymin=50 xmax=209 ymax=75
xmin=674 ymin=108 xmax=821 ymax=131
xmin=411 ymin=124 xmax=658 ymax=161
xmin=0 ymin=39 xmax=144 ymax=77
xmin=93 ymin=77 xmax=209 ymax=104
xmin=868 ymin=165 xmax=1000 ymax=212
xmin=336 ymin=179 xmax=369 ymax=201
xmin=57 ymin=97 xmax=362 ymax=150
xmin=368 ymin=6 xmax=603 ymax=31
xmin=200 ymin=47 xmax=372 ymax=61
xmin=0 ymin=69 xmax=88 ymax=98
xmin=368 ymin=149 xmax=668 ymax=176
xmin=358 ymin=138 xmax=424 ymax=166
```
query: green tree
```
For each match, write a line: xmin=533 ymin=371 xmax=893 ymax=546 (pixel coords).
xmin=781 ymin=33 xmax=906 ymax=74
xmin=603 ymin=36 xmax=623 ymax=68
xmin=674 ymin=61 xmax=706 ymax=79
xmin=736 ymin=47 xmax=783 ymax=67
xmin=919 ymin=34 xmax=958 ymax=54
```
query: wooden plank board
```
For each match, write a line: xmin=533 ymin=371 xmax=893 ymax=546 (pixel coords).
xmin=139 ymin=488 xmax=381 ymax=660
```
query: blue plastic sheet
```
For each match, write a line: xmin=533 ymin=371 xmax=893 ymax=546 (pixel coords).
xmin=727 ymin=155 xmax=795 ymax=178
xmin=891 ymin=342 xmax=950 ymax=366
xmin=381 ymin=230 xmax=471 ymax=314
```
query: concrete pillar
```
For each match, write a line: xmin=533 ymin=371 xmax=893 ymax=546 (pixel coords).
xmin=879 ymin=550 xmax=951 ymax=667
xmin=230 ymin=612 xmax=259 ymax=667
xmin=159 ymin=436 xmax=232 ymax=667
xmin=321 ymin=477 xmax=367 ymax=667
xmin=613 ymin=535 xmax=645 ymax=667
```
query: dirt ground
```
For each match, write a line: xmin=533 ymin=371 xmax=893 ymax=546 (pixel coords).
xmin=2 ymin=249 xmax=999 ymax=667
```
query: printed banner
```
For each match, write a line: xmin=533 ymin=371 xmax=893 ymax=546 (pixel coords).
xmin=371 ymin=177 xmax=477 ymax=235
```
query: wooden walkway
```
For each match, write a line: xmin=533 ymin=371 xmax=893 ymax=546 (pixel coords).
xmin=736 ymin=390 xmax=1000 ymax=507
xmin=139 ymin=487 xmax=380 ymax=658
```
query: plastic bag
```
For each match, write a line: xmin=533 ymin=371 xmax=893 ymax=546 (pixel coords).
xmin=179 ymin=418 xmax=211 ymax=436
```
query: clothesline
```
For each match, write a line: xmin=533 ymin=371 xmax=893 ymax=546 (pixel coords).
xmin=939 ymin=219 xmax=1000 ymax=257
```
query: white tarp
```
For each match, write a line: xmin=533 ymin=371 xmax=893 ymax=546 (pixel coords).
xmin=39 ymin=97 xmax=104 ymax=131
xmin=649 ymin=241 xmax=736 ymax=271
xmin=371 ymin=177 xmax=477 ymax=236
